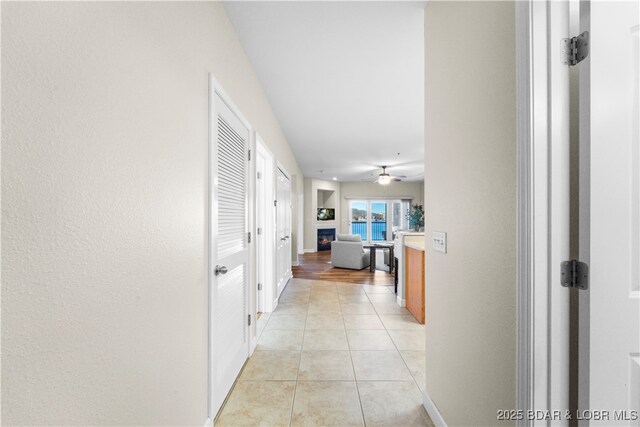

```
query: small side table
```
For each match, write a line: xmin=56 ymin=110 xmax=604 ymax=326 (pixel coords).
xmin=364 ymin=243 xmax=394 ymax=274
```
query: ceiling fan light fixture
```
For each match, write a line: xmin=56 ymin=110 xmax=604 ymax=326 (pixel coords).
xmin=378 ymin=174 xmax=391 ymax=185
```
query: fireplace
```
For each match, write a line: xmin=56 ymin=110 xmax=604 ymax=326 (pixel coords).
xmin=317 ymin=228 xmax=336 ymax=251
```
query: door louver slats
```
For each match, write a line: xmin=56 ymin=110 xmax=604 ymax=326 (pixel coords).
xmin=217 ymin=115 xmax=246 ymax=260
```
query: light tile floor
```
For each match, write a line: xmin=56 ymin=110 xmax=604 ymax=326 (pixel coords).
xmin=216 ymin=278 xmax=434 ymax=427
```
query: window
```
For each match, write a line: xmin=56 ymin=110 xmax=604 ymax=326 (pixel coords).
xmin=348 ymin=199 xmax=411 ymax=242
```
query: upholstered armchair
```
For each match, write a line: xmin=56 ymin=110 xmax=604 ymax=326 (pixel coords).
xmin=330 ymin=234 xmax=370 ymax=270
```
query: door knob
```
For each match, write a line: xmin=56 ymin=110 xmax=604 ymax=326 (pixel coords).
xmin=214 ymin=265 xmax=228 ymax=276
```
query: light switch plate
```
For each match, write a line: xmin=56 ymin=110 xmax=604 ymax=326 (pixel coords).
xmin=433 ymin=231 xmax=447 ymax=253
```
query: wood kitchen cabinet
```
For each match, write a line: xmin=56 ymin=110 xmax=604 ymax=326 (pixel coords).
xmin=405 ymin=245 xmax=425 ymax=324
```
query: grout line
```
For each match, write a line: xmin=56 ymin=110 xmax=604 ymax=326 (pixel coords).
xmin=340 ymin=285 xmax=368 ymax=427
xmin=288 ymin=279 xmax=310 ymax=427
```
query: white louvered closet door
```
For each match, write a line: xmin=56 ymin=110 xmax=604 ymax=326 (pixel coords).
xmin=211 ymin=90 xmax=249 ymax=416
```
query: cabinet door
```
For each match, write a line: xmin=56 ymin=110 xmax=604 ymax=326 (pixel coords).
xmin=405 ymin=247 xmax=425 ymax=324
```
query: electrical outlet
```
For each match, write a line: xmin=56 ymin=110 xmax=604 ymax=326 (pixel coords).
xmin=433 ymin=232 xmax=447 ymax=253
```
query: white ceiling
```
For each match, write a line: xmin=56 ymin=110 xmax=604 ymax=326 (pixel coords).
xmin=224 ymin=1 xmax=425 ymax=182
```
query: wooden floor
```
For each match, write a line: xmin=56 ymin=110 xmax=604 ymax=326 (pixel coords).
xmin=292 ymin=251 xmax=394 ymax=285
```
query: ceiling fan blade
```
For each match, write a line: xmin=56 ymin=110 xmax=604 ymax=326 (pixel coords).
xmin=392 ymin=178 xmax=402 ymax=182
xmin=390 ymin=175 xmax=407 ymax=179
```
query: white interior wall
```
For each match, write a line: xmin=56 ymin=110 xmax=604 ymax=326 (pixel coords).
xmin=302 ymin=178 xmax=341 ymax=251
xmin=1 ymin=2 xmax=301 ymax=425
xmin=423 ymin=1 xmax=517 ymax=425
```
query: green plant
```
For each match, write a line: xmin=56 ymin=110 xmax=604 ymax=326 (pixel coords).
xmin=406 ymin=204 xmax=425 ymax=231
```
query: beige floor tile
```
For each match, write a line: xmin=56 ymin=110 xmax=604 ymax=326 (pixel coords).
xmin=282 ymin=285 xmax=310 ymax=293
xmin=343 ymin=314 xmax=385 ymax=330
xmin=337 ymin=285 xmax=366 ymax=294
xmin=346 ymin=329 xmax=396 ymax=350
xmin=357 ymin=381 xmax=433 ymax=427
xmin=257 ymin=329 xmax=304 ymax=351
xmin=340 ymin=302 xmax=376 ymax=314
xmin=284 ymin=281 xmax=312 ymax=290
xmin=310 ymin=280 xmax=336 ymax=287
xmin=216 ymin=380 xmax=296 ymax=427
xmin=372 ymin=301 xmax=411 ymax=315
xmin=309 ymin=293 xmax=340 ymax=303
xmin=351 ymin=350 xmax=413 ymax=380
xmin=401 ymin=350 xmax=427 ymax=391
xmin=273 ymin=302 xmax=308 ymax=316
xmin=339 ymin=293 xmax=370 ymax=303
xmin=291 ymin=381 xmax=364 ymax=426
xmin=307 ymin=301 xmax=341 ymax=315
xmin=289 ymin=278 xmax=313 ymax=287
xmin=366 ymin=293 xmax=397 ymax=303
xmin=387 ymin=329 xmax=426 ymax=351
xmin=239 ymin=350 xmax=300 ymax=380
xmin=298 ymin=350 xmax=354 ymax=380
xmin=309 ymin=294 xmax=338 ymax=302
xmin=363 ymin=285 xmax=393 ymax=294
xmin=303 ymin=329 xmax=349 ymax=350
xmin=256 ymin=313 xmax=271 ymax=335
xmin=279 ymin=292 xmax=310 ymax=303
xmin=265 ymin=313 xmax=307 ymax=330
xmin=379 ymin=314 xmax=423 ymax=331
xmin=305 ymin=313 xmax=345 ymax=330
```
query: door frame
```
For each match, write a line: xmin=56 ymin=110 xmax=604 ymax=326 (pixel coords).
xmin=516 ymin=1 xmax=572 ymax=422
xmin=207 ymin=73 xmax=254 ymax=422
xmin=255 ymin=135 xmax=276 ymax=313
xmin=276 ymin=162 xmax=293 ymax=294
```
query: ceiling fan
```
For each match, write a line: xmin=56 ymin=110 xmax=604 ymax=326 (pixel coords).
xmin=364 ymin=166 xmax=406 ymax=185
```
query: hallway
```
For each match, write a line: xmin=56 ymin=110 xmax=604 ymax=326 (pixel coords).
xmin=216 ymin=278 xmax=432 ymax=426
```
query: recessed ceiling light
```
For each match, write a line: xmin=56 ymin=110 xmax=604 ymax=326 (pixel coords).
xmin=332 ymin=177 xmax=337 ymax=181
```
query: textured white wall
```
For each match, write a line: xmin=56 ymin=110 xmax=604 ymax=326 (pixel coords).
xmin=424 ymin=2 xmax=517 ymax=425
xmin=1 ymin=2 xmax=301 ymax=425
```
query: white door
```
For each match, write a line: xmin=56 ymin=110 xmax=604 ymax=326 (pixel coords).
xmin=256 ymin=149 xmax=265 ymax=313
xmin=579 ymin=1 xmax=640 ymax=423
xmin=209 ymin=81 xmax=250 ymax=417
xmin=276 ymin=168 xmax=291 ymax=296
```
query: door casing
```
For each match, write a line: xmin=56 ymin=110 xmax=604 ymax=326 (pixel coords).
xmin=207 ymin=74 xmax=254 ymax=421
xmin=255 ymin=135 xmax=276 ymax=313
xmin=515 ymin=0 xmax=573 ymax=422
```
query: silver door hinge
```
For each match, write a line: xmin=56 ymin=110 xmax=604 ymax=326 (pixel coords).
xmin=274 ymin=200 xmax=278 ymax=207
xmin=257 ymin=227 xmax=262 ymax=235
xmin=248 ymin=232 xmax=252 ymax=243
xmin=248 ymin=314 xmax=252 ymax=326
xmin=561 ymin=260 xmax=589 ymax=290
xmin=248 ymin=150 xmax=251 ymax=161
xmin=257 ymin=172 xmax=262 ymax=179
xmin=561 ymin=31 xmax=589 ymax=66
xmin=258 ymin=283 xmax=263 ymax=291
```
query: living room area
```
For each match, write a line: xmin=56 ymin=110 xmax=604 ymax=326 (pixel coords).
xmin=294 ymin=177 xmax=425 ymax=290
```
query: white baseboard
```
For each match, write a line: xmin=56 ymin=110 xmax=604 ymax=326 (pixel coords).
xmin=292 ymin=261 xmax=299 ymax=267
xmin=397 ymin=295 xmax=406 ymax=307
xmin=422 ymin=390 xmax=447 ymax=427
xmin=304 ymin=248 xmax=316 ymax=253
xmin=205 ymin=417 xmax=212 ymax=427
